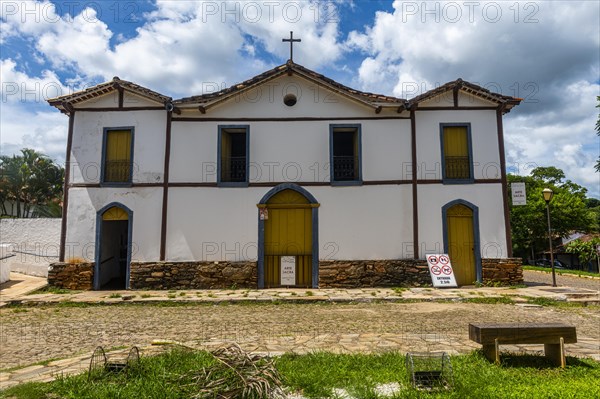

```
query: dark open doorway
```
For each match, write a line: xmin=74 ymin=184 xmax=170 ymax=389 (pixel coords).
xmin=96 ymin=205 xmax=131 ymax=290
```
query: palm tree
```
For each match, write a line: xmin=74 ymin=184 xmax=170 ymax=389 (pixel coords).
xmin=0 ymin=149 xmax=64 ymax=217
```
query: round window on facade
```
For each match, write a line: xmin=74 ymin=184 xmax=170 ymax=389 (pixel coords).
xmin=283 ymin=94 xmax=297 ymax=107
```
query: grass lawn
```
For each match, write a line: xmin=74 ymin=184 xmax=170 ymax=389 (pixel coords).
xmin=523 ymin=265 xmax=600 ymax=278
xmin=2 ymin=349 xmax=599 ymax=399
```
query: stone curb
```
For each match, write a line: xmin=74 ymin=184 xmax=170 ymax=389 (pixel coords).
xmin=3 ymin=294 xmax=599 ymax=308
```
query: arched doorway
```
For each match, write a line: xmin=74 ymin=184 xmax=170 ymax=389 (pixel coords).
xmin=94 ymin=203 xmax=132 ymax=290
xmin=443 ymin=200 xmax=481 ymax=286
xmin=257 ymin=184 xmax=319 ymax=288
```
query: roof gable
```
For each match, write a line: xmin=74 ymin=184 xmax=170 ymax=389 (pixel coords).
xmin=408 ymin=79 xmax=522 ymax=113
xmin=174 ymin=61 xmax=405 ymax=113
xmin=47 ymin=77 xmax=171 ymax=113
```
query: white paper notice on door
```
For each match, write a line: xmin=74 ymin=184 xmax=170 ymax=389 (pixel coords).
xmin=280 ymin=256 xmax=296 ymax=286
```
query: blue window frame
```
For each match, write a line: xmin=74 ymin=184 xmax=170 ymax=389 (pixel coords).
xmin=101 ymin=127 xmax=134 ymax=186
xmin=218 ymin=125 xmax=249 ymax=186
xmin=329 ymin=124 xmax=362 ymax=185
xmin=440 ymin=123 xmax=474 ymax=184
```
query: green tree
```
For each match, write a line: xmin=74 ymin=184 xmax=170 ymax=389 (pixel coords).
xmin=566 ymin=237 xmax=600 ymax=271
xmin=595 ymin=96 xmax=599 ymax=172
xmin=0 ymin=149 xmax=64 ymax=217
xmin=508 ymin=167 xmax=595 ymax=261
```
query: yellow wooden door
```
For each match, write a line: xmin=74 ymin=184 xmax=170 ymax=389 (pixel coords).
xmin=447 ymin=204 xmax=476 ymax=286
xmin=264 ymin=189 xmax=312 ymax=288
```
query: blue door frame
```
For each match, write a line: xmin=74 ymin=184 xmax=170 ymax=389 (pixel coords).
xmin=94 ymin=202 xmax=133 ymax=290
xmin=257 ymin=183 xmax=319 ymax=289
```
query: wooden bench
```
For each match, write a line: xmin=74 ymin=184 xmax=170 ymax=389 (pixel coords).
xmin=469 ymin=323 xmax=577 ymax=367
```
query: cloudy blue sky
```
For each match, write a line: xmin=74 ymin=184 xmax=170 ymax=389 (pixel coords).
xmin=1 ymin=0 xmax=599 ymax=196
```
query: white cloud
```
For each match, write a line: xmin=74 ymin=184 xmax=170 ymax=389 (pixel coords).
xmin=0 ymin=0 xmax=348 ymax=163
xmin=2 ymin=0 xmax=346 ymax=97
xmin=345 ymin=0 xmax=600 ymax=197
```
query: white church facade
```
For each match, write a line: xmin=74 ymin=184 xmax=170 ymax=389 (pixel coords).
xmin=47 ymin=60 xmax=523 ymax=290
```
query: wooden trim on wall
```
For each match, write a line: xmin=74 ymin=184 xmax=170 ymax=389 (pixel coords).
xmin=172 ymin=116 xmax=411 ymax=122
xmin=363 ymin=180 xmax=411 ymax=185
xmin=160 ymin=110 xmax=172 ymax=261
xmin=168 ymin=182 xmax=219 ymax=188
xmin=117 ymin=87 xmax=124 ymax=109
xmin=453 ymin=86 xmax=459 ymax=108
xmin=74 ymin=107 xmax=165 ymax=112
xmin=415 ymin=106 xmax=498 ymax=111
xmin=59 ymin=112 xmax=75 ymax=262
xmin=410 ymin=108 xmax=419 ymax=259
xmin=496 ymin=106 xmax=513 ymax=257
xmin=67 ymin=179 xmax=502 ymax=189
xmin=249 ymin=182 xmax=329 ymax=187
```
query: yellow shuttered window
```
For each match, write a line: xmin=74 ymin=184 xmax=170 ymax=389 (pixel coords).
xmin=443 ymin=126 xmax=471 ymax=180
xmin=104 ymin=129 xmax=132 ymax=183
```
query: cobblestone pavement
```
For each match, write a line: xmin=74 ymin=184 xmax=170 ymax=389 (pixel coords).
xmin=1 ymin=272 xmax=599 ymax=390
xmin=524 ymin=270 xmax=600 ymax=291
xmin=1 ymin=300 xmax=599 ymax=389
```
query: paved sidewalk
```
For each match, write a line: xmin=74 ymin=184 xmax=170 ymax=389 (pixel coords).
xmin=1 ymin=272 xmax=599 ymax=306
xmin=1 ymin=272 xmax=599 ymax=390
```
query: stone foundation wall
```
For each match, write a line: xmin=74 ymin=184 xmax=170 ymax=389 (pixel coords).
xmin=318 ymin=259 xmax=431 ymax=288
xmin=48 ymin=262 xmax=94 ymax=290
xmin=482 ymin=258 xmax=523 ymax=285
xmin=129 ymin=261 xmax=257 ymax=289
xmin=46 ymin=258 xmax=522 ymax=290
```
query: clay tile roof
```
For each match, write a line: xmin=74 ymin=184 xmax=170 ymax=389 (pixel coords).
xmin=174 ymin=61 xmax=405 ymax=107
xmin=408 ymin=78 xmax=522 ymax=112
xmin=47 ymin=77 xmax=171 ymax=110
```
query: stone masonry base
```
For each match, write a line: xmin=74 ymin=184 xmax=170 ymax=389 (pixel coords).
xmin=47 ymin=258 xmax=523 ymax=290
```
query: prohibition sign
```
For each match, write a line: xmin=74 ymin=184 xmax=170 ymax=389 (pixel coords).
xmin=442 ymin=265 xmax=453 ymax=275
xmin=431 ymin=265 xmax=442 ymax=275
xmin=428 ymin=255 xmax=439 ymax=265
xmin=439 ymin=255 xmax=449 ymax=265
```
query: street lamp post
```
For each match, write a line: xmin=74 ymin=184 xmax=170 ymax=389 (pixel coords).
xmin=542 ymin=188 xmax=556 ymax=287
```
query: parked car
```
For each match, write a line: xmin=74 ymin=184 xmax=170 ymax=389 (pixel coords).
xmin=533 ymin=259 xmax=568 ymax=269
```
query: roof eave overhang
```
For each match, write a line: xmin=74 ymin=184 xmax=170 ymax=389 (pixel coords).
xmin=174 ymin=65 xmax=401 ymax=113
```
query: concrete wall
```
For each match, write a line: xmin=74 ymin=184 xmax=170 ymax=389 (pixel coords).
xmin=0 ymin=218 xmax=61 ymax=277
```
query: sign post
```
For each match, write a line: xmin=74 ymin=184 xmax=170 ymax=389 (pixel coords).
xmin=511 ymin=182 xmax=527 ymax=206
xmin=280 ymin=256 xmax=296 ymax=286
xmin=426 ymin=254 xmax=458 ymax=288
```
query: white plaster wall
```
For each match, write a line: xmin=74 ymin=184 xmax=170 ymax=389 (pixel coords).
xmin=459 ymin=92 xmax=498 ymax=107
xmin=415 ymin=110 xmax=501 ymax=180
xmin=66 ymin=187 xmax=163 ymax=262
xmin=0 ymin=245 xmax=10 ymax=283
xmin=166 ymin=185 xmax=413 ymax=262
xmin=194 ymin=75 xmax=382 ymax=119
xmin=123 ymin=92 xmax=162 ymax=107
xmin=418 ymin=92 xmax=455 ymax=107
xmin=77 ymin=92 xmax=119 ymax=108
xmin=0 ymin=218 xmax=61 ymax=276
xmin=170 ymin=119 xmax=412 ymax=183
xmin=169 ymin=122 xmax=218 ymax=183
xmin=313 ymin=185 xmax=414 ymax=259
xmin=362 ymin=120 xmax=412 ymax=181
xmin=417 ymin=183 xmax=508 ymax=259
xmin=166 ymin=188 xmax=259 ymax=261
xmin=70 ymin=110 xmax=166 ymax=184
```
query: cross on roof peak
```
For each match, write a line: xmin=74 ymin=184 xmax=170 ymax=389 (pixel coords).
xmin=282 ymin=31 xmax=301 ymax=62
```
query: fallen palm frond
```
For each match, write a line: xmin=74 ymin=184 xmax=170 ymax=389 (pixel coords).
xmin=186 ymin=343 xmax=285 ymax=399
